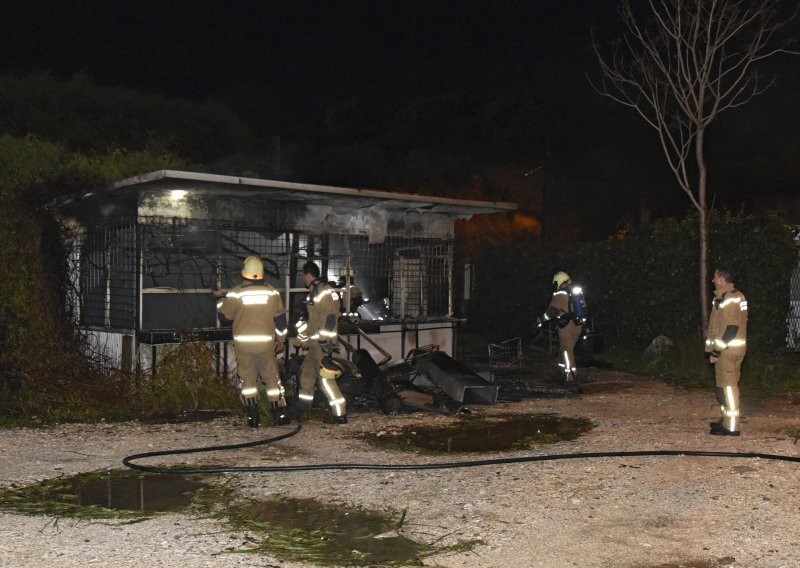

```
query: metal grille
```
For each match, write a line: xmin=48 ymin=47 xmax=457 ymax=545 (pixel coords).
xmin=488 ymin=337 xmax=523 ymax=372
xmin=69 ymin=219 xmax=456 ymax=336
xmin=77 ymin=222 xmax=137 ymax=329
xmin=788 ymin=236 xmax=800 ymax=351
xmin=140 ymin=221 xmax=293 ymax=330
xmin=344 ymin=235 xmax=453 ymax=318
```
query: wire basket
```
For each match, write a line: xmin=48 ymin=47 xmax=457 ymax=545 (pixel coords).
xmin=487 ymin=336 xmax=523 ymax=372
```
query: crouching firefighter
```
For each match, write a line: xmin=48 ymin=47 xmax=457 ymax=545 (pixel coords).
xmin=212 ymin=255 xmax=290 ymax=428
xmin=294 ymin=261 xmax=348 ymax=424
xmin=538 ymin=271 xmax=588 ymax=384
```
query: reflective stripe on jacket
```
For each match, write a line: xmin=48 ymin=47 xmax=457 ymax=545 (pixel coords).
xmin=705 ymin=283 xmax=748 ymax=357
xmin=305 ymin=281 xmax=341 ymax=342
xmin=217 ymin=281 xmax=287 ymax=343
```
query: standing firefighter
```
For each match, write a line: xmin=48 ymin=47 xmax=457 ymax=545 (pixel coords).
xmin=212 ymin=255 xmax=290 ymax=428
xmin=294 ymin=261 xmax=348 ymax=424
xmin=538 ymin=271 xmax=587 ymax=384
xmin=706 ymin=267 xmax=748 ymax=436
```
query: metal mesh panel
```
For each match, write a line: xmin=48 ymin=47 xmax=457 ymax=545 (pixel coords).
xmin=140 ymin=220 xmax=291 ymax=330
xmin=70 ymin=218 xmax=456 ymax=337
xmin=309 ymin=234 xmax=455 ymax=319
xmin=788 ymin=246 xmax=800 ymax=352
xmin=78 ymin=222 xmax=137 ymax=329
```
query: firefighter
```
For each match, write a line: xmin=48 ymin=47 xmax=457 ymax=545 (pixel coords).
xmin=293 ymin=261 xmax=348 ymax=424
xmin=334 ymin=264 xmax=364 ymax=317
xmin=538 ymin=271 xmax=585 ymax=384
xmin=705 ymin=267 xmax=748 ymax=436
xmin=212 ymin=255 xmax=290 ymax=428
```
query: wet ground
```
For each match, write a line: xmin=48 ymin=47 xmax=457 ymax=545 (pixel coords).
xmin=0 ymin=469 xmax=446 ymax=566
xmin=364 ymin=413 xmax=592 ymax=453
xmin=3 ymin=336 xmax=799 ymax=567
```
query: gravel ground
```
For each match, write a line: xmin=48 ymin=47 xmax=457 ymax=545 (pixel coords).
xmin=1 ymin=368 xmax=799 ymax=568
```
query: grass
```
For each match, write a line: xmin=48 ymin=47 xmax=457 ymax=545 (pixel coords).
xmin=0 ymin=470 xmax=482 ymax=566
xmin=0 ymin=342 xmax=241 ymax=428
xmin=600 ymin=337 xmax=800 ymax=395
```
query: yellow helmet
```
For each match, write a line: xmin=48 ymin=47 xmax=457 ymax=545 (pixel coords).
xmin=242 ymin=256 xmax=264 ymax=280
xmin=552 ymin=271 xmax=571 ymax=287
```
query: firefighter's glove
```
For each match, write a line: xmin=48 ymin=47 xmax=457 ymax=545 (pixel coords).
xmin=293 ymin=333 xmax=309 ymax=350
xmin=319 ymin=340 xmax=333 ymax=356
xmin=536 ymin=316 xmax=543 ymax=328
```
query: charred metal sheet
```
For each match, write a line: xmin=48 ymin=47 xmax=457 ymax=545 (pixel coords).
xmin=412 ymin=351 xmax=498 ymax=405
xmin=293 ymin=205 xmax=455 ymax=240
xmin=53 ymin=170 xmax=516 ymax=222
xmin=139 ymin=191 xmax=307 ymax=230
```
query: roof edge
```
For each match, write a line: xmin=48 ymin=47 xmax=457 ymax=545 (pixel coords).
xmin=110 ymin=169 xmax=518 ymax=212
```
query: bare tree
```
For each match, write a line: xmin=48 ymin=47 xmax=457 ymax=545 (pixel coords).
xmin=591 ymin=0 xmax=797 ymax=332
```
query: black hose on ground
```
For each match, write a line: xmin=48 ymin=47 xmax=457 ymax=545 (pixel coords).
xmin=122 ymin=421 xmax=800 ymax=475
xmin=122 ymin=421 xmax=302 ymax=473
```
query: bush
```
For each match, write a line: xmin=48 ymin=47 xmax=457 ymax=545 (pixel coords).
xmin=132 ymin=342 xmax=240 ymax=419
xmin=470 ymin=211 xmax=797 ymax=358
xmin=0 ymin=135 xmax=191 ymax=425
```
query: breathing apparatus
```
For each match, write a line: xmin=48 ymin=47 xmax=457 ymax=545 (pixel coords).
xmin=569 ymin=285 xmax=588 ymax=325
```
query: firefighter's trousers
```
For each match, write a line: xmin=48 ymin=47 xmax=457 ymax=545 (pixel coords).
xmin=558 ymin=322 xmax=582 ymax=382
xmin=714 ymin=352 xmax=743 ymax=432
xmin=234 ymin=340 xmax=285 ymax=405
xmin=299 ymin=340 xmax=346 ymax=417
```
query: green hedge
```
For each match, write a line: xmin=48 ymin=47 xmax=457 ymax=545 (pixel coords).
xmin=470 ymin=212 xmax=796 ymax=353
xmin=0 ymin=136 xmax=189 ymax=421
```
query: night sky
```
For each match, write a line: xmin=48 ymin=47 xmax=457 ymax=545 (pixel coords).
xmin=3 ymin=1 xmax=616 ymax=110
xmin=2 ymin=1 xmax=798 ymax=227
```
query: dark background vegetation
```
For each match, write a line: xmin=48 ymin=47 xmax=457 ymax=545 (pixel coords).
xmin=0 ymin=2 xmax=797 ymax=422
xmin=471 ymin=214 xmax=797 ymax=350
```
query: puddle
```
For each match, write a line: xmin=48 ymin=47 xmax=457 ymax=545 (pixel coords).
xmin=368 ymin=413 xmax=593 ymax=453
xmin=0 ymin=469 xmax=212 ymax=518
xmin=227 ymin=497 xmax=424 ymax=565
xmin=72 ymin=470 xmax=209 ymax=512
xmin=0 ymin=470 xmax=476 ymax=565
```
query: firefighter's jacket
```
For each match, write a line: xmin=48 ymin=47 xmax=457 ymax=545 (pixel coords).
xmin=299 ymin=280 xmax=341 ymax=343
xmin=705 ymin=282 xmax=747 ymax=358
xmin=217 ymin=281 xmax=288 ymax=346
xmin=543 ymin=287 xmax=577 ymax=328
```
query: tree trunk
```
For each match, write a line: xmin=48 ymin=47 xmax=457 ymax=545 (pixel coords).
xmin=696 ymin=128 xmax=710 ymax=335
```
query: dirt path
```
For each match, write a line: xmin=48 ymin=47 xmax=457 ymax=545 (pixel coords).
xmin=1 ymin=369 xmax=799 ymax=568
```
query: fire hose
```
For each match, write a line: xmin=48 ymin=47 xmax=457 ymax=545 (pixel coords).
xmin=122 ymin=421 xmax=800 ymax=475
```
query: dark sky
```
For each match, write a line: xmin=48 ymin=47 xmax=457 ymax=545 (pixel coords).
xmin=2 ymin=1 xmax=614 ymax=105
xmin=2 ymin=0 xmax=797 ymax=225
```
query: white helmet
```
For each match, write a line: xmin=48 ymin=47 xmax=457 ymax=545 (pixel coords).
xmin=242 ymin=256 xmax=264 ymax=280
xmin=552 ymin=271 xmax=571 ymax=287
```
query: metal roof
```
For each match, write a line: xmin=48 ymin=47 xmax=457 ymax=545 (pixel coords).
xmin=57 ymin=169 xmax=517 ymax=217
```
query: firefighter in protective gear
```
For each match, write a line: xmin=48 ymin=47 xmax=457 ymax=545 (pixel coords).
xmin=334 ymin=265 xmax=364 ymax=316
xmin=705 ymin=267 xmax=747 ymax=436
xmin=294 ymin=261 xmax=347 ymax=423
xmin=212 ymin=255 xmax=290 ymax=428
xmin=539 ymin=271 xmax=583 ymax=384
